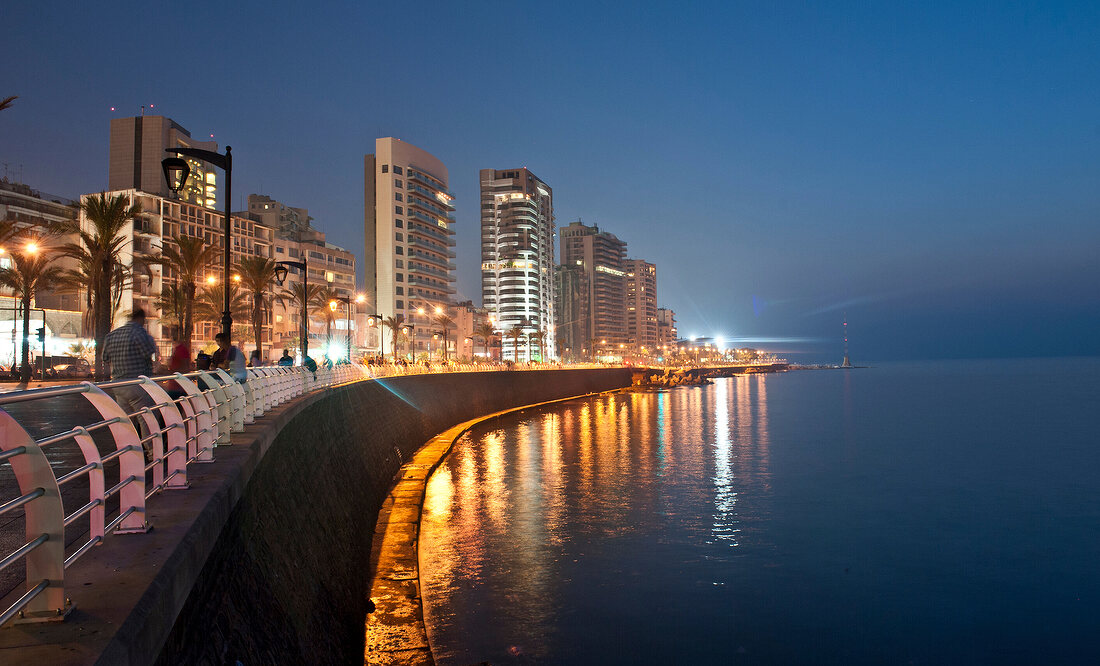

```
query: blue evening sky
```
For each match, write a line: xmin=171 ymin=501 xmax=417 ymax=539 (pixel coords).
xmin=3 ymin=1 xmax=1098 ymax=362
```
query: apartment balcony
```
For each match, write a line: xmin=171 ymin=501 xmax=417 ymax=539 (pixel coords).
xmin=408 ymin=263 xmax=449 ymax=279
xmin=407 ymin=195 xmax=455 ymax=221
xmin=406 ymin=182 xmax=455 ymax=210
xmin=408 ymin=274 xmax=455 ymax=294
xmin=408 ymin=222 xmax=456 ymax=246
xmin=406 ymin=168 xmax=454 ymax=199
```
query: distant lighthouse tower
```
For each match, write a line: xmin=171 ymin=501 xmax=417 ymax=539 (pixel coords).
xmin=842 ymin=315 xmax=851 ymax=368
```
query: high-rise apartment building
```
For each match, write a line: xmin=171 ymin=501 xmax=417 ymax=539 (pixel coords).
xmin=480 ymin=168 xmax=555 ymax=361
xmin=554 ymin=263 xmax=588 ymax=361
xmin=656 ymin=308 xmax=677 ymax=354
xmin=558 ymin=221 xmax=628 ymax=356
xmin=364 ymin=138 xmax=456 ymax=357
xmin=109 ymin=115 xmax=219 ymax=208
xmin=624 ymin=259 xmax=657 ymax=352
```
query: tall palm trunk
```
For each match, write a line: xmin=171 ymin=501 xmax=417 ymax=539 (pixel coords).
xmin=183 ymin=280 xmax=196 ymax=348
xmin=19 ymin=292 xmax=32 ymax=383
xmin=252 ymin=295 xmax=264 ymax=361
xmin=94 ymin=258 xmax=113 ymax=378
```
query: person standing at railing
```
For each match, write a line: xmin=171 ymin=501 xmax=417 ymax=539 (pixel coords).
xmin=169 ymin=333 xmax=191 ymax=373
xmin=103 ymin=308 xmax=158 ymax=380
xmin=211 ymin=332 xmax=247 ymax=383
xmin=103 ymin=308 xmax=159 ymax=458
xmin=277 ymin=348 xmax=294 ymax=367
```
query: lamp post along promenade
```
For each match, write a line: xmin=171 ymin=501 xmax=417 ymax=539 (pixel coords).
xmin=161 ymin=146 xmax=234 ymax=341
xmin=273 ymin=259 xmax=309 ymax=361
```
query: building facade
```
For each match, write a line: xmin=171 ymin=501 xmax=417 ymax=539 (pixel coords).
xmin=364 ymin=138 xmax=455 ymax=357
xmin=554 ymin=263 xmax=588 ymax=361
xmin=79 ymin=189 xmax=276 ymax=359
xmin=656 ymin=308 xmax=678 ymax=353
xmin=109 ymin=115 xmax=219 ymax=208
xmin=250 ymin=194 xmax=359 ymax=358
xmin=480 ymin=168 xmax=555 ymax=361
xmin=624 ymin=259 xmax=657 ymax=353
xmin=558 ymin=220 xmax=627 ymax=357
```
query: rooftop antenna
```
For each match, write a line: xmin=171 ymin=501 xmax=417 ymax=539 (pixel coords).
xmin=842 ymin=314 xmax=851 ymax=368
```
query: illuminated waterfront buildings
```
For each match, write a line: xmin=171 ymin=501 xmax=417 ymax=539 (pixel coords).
xmin=109 ymin=115 xmax=219 ymax=208
xmin=558 ymin=220 xmax=627 ymax=356
xmin=364 ymin=138 xmax=455 ymax=357
xmin=480 ymin=168 xmax=555 ymax=362
xmin=656 ymin=307 xmax=678 ymax=352
xmin=625 ymin=259 xmax=657 ymax=353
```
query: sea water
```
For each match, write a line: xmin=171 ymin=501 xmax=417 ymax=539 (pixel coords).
xmin=419 ymin=358 xmax=1100 ymax=665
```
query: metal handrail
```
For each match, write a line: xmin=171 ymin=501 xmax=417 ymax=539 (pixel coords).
xmin=0 ymin=362 xmax=369 ymax=626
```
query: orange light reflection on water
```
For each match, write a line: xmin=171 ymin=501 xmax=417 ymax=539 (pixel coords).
xmin=418 ymin=380 xmax=775 ymax=663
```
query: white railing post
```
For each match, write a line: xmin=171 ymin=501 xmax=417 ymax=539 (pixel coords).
xmin=172 ymin=373 xmax=216 ymax=462
xmin=0 ymin=410 xmax=66 ymax=622
xmin=196 ymin=371 xmax=233 ymax=445
xmin=138 ymin=377 xmax=188 ymax=490
xmin=213 ymin=369 xmax=248 ymax=431
xmin=78 ymin=383 xmax=149 ymax=534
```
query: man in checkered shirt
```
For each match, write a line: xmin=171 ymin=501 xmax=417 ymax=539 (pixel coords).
xmin=103 ymin=308 xmax=158 ymax=379
xmin=103 ymin=309 xmax=159 ymax=459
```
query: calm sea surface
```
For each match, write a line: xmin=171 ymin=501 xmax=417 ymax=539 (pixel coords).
xmin=419 ymin=359 xmax=1100 ymax=665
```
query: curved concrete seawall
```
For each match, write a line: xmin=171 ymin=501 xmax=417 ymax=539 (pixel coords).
xmin=140 ymin=368 xmax=631 ymax=665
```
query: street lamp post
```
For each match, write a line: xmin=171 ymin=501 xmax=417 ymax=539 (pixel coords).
xmin=162 ymin=146 xmax=233 ymax=341
xmin=273 ymin=260 xmax=308 ymax=360
xmin=400 ymin=324 xmax=412 ymax=360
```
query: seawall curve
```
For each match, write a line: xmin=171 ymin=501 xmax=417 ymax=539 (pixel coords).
xmin=140 ymin=368 xmax=631 ymax=664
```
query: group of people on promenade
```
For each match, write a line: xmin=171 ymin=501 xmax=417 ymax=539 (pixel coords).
xmin=100 ymin=308 xmax=336 ymax=385
xmin=103 ymin=308 xmax=258 ymax=384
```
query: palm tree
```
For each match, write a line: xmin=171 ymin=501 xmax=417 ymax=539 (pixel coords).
xmin=277 ymin=282 xmax=325 ymax=358
xmin=194 ymin=282 xmax=249 ymax=335
xmin=382 ymin=315 xmax=405 ymax=361
xmin=235 ymin=256 xmax=278 ymax=361
xmin=474 ymin=322 xmax=495 ymax=360
xmin=151 ymin=235 xmax=218 ymax=348
xmin=316 ymin=286 xmax=341 ymax=353
xmin=506 ymin=325 xmax=524 ymax=363
xmin=0 ymin=217 xmax=23 ymax=247
xmin=0 ymin=234 xmax=63 ymax=383
xmin=433 ymin=313 xmax=455 ymax=361
xmin=0 ymin=96 xmax=16 ymax=113
xmin=58 ymin=193 xmax=141 ymax=377
xmin=530 ymin=329 xmax=546 ymax=363
xmin=152 ymin=283 xmax=187 ymax=334
xmin=67 ymin=341 xmax=94 ymax=362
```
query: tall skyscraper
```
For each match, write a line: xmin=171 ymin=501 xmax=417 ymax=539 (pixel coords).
xmin=554 ymin=263 xmax=588 ymax=360
xmin=558 ymin=220 xmax=627 ymax=356
xmin=109 ymin=115 xmax=219 ymax=207
xmin=624 ymin=259 xmax=657 ymax=352
xmin=364 ymin=138 xmax=455 ymax=357
xmin=480 ymin=168 xmax=555 ymax=361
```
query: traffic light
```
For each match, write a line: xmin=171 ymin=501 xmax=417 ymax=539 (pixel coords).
xmin=36 ymin=327 xmax=45 ymax=342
